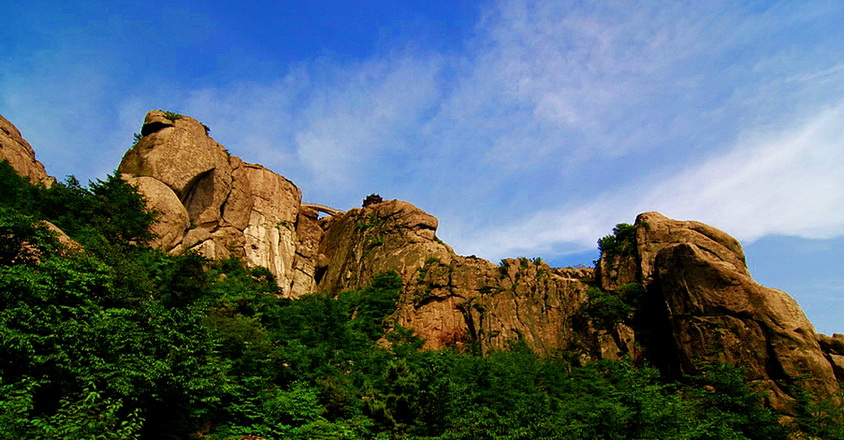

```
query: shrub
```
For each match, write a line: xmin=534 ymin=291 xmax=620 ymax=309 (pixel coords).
xmin=598 ymin=223 xmax=637 ymax=258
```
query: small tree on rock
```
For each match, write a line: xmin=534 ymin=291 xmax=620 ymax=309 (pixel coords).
xmin=363 ymin=194 xmax=383 ymax=207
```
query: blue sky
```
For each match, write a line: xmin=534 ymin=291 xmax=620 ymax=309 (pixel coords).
xmin=1 ymin=1 xmax=842 ymax=333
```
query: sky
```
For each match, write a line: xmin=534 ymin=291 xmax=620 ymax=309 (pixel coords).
xmin=1 ymin=1 xmax=842 ymax=333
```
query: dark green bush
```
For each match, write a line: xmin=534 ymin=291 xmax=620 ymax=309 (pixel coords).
xmin=581 ymin=283 xmax=643 ymax=330
xmin=598 ymin=222 xmax=637 ymax=258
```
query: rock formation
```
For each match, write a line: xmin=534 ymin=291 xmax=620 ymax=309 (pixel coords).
xmin=2 ymin=110 xmax=840 ymax=413
xmin=0 ymin=114 xmax=55 ymax=187
xmin=818 ymin=333 xmax=844 ymax=382
xmin=118 ymin=111 xmax=315 ymax=297
xmin=311 ymin=198 xmax=634 ymax=359
xmin=112 ymin=111 xmax=844 ymax=408
xmin=597 ymin=212 xmax=840 ymax=409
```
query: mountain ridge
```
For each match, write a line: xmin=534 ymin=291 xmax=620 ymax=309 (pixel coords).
xmin=1 ymin=109 xmax=841 ymax=417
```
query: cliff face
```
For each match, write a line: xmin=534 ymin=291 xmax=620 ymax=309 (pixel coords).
xmin=598 ymin=212 xmax=840 ymax=409
xmin=2 ymin=110 xmax=840 ymax=410
xmin=314 ymin=200 xmax=625 ymax=358
xmin=117 ymin=111 xmax=319 ymax=297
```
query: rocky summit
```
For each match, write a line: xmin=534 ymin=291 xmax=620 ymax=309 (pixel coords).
xmin=2 ymin=110 xmax=841 ymax=415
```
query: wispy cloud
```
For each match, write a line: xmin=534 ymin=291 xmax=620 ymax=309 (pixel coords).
xmin=2 ymin=0 xmax=842 ymax=263
xmin=458 ymin=102 xmax=844 ymax=261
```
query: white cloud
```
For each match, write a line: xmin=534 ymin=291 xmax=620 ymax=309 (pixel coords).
xmin=645 ymin=103 xmax=844 ymax=240
xmin=291 ymin=54 xmax=442 ymax=191
xmin=453 ymin=103 xmax=844 ymax=261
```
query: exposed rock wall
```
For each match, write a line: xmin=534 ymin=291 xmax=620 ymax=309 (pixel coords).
xmin=313 ymin=199 xmax=632 ymax=359
xmin=0 ymin=114 xmax=55 ymax=187
xmin=5 ymin=110 xmax=837 ymax=411
xmin=597 ymin=212 xmax=840 ymax=409
xmin=118 ymin=111 xmax=309 ymax=297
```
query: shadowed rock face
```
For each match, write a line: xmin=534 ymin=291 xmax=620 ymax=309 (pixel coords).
xmin=0 ymin=114 xmax=55 ymax=187
xmin=818 ymin=334 xmax=844 ymax=381
xmin=600 ymin=212 xmax=840 ymax=410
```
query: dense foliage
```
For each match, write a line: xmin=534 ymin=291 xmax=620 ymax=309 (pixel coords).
xmin=0 ymin=160 xmax=840 ymax=439
xmin=597 ymin=223 xmax=637 ymax=259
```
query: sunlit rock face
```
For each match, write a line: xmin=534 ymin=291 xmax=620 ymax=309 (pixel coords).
xmin=118 ymin=110 xmax=312 ymax=297
xmin=312 ymin=198 xmax=633 ymax=360
xmin=596 ymin=211 xmax=840 ymax=411
xmin=0 ymin=114 xmax=55 ymax=187
xmin=88 ymin=110 xmax=842 ymax=411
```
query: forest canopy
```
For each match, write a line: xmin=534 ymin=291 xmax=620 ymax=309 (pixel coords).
xmin=0 ymin=160 xmax=840 ymax=439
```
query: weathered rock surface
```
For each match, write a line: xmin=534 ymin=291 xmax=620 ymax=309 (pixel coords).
xmin=118 ymin=111 xmax=309 ymax=297
xmin=122 ymin=175 xmax=190 ymax=251
xmin=818 ymin=333 xmax=844 ymax=381
xmin=0 ymin=114 xmax=55 ymax=186
xmin=313 ymin=199 xmax=632 ymax=359
xmin=120 ymin=111 xmax=233 ymax=227
xmin=596 ymin=212 xmax=840 ymax=410
xmin=316 ymin=199 xmax=454 ymax=294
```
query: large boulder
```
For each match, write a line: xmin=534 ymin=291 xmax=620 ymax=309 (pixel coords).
xmin=316 ymin=199 xmax=455 ymax=294
xmin=120 ymin=111 xmax=232 ymax=227
xmin=118 ymin=111 xmax=310 ymax=296
xmin=0 ymin=114 xmax=55 ymax=187
xmin=599 ymin=212 xmax=840 ymax=410
xmin=122 ymin=175 xmax=190 ymax=251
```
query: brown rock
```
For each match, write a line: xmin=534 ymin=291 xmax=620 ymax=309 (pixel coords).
xmin=117 ymin=110 xmax=311 ymax=295
xmin=122 ymin=175 xmax=189 ymax=251
xmin=41 ymin=221 xmax=82 ymax=254
xmin=315 ymin=200 xmax=609 ymax=356
xmin=239 ymin=164 xmax=301 ymax=295
xmin=221 ymin=156 xmax=253 ymax=230
xmin=818 ymin=333 xmax=844 ymax=355
xmin=316 ymin=200 xmax=453 ymax=294
xmin=818 ymin=333 xmax=844 ymax=381
xmin=654 ymin=236 xmax=838 ymax=407
xmin=635 ymin=211 xmax=748 ymax=288
xmin=288 ymin=205 xmax=325 ymax=298
xmin=118 ymin=110 xmax=232 ymax=226
xmin=591 ymin=212 xmax=840 ymax=409
xmin=828 ymin=354 xmax=844 ymax=381
xmin=0 ymin=114 xmax=55 ymax=186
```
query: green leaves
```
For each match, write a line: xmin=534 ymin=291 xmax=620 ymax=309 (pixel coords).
xmin=598 ymin=223 xmax=637 ymax=258
xmin=1 ymin=164 xmax=837 ymax=439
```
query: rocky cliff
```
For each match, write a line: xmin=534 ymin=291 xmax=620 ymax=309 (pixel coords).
xmin=118 ymin=111 xmax=318 ymax=297
xmin=597 ymin=212 xmax=840 ymax=410
xmin=0 ymin=114 xmax=55 ymax=187
xmin=2 ymin=110 xmax=841 ymax=413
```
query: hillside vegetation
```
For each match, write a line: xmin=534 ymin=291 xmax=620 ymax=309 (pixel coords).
xmin=1 ymin=160 xmax=841 ymax=439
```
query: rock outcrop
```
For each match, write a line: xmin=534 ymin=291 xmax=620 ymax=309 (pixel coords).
xmin=0 ymin=114 xmax=55 ymax=186
xmin=5 ymin=110 xmax=837 ymax=413
xmin=114 ymin=111 xmax=840 ymax=409
xmin=818 ymin=333 xmax=844 ymax=382
xmin=597 ymin=212 xmax=840 ymax=410
xmin=118 ymin=111 xmax=315 ymax=297
xmin=312 ymin=199 xmax=631 ymax=358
